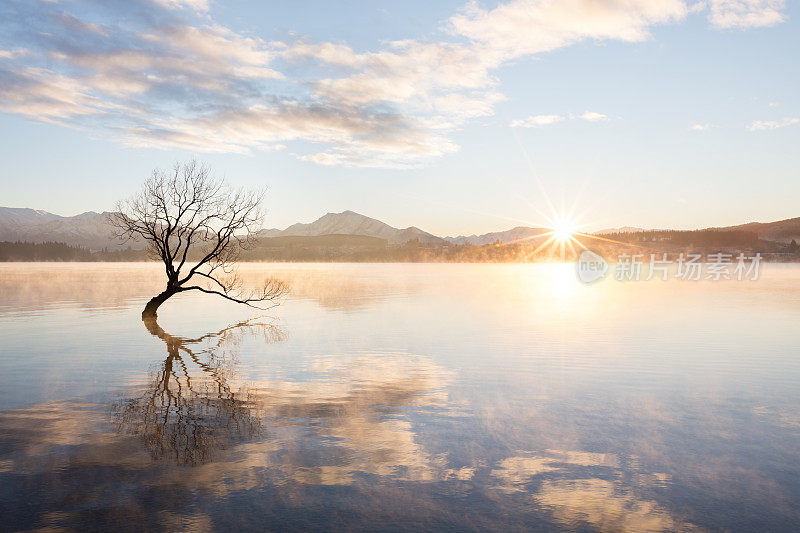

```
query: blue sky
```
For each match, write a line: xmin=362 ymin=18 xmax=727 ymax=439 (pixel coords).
xmin=0 ymin=0 xmax=797 ymax=236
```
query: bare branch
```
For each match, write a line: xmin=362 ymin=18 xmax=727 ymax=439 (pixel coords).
xmin=181 ymin=278 xmax=289 ymax=311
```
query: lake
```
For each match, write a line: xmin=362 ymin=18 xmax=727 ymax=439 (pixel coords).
xmin=1 ymin=262 xmax=799 ymax=531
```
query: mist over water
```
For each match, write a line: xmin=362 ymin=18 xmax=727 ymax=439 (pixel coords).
xmin=1 ymin=263 xmax=799 ymax=531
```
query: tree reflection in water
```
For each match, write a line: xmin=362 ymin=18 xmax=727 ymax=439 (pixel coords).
xmin=112 ymin=316 xmax=285 ymax=465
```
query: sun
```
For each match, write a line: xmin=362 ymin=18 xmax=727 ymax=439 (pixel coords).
xmin=551 ymin=217 xmax=577 ymax=243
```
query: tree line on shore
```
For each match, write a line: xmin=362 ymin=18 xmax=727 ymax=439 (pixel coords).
xmin=2 ymin=232 xmax=796 ymax=263
xmin=0 ymin=241 xmax=146 ymax=261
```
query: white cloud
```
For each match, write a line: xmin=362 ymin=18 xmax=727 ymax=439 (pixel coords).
xmin=510 ymin=114 xmax=564 ymax=127
xmin=0 ymin=0 xmax=787 ymax=168
xmin=748 ymin=117 xmax=800 ymax=131
xmin=308 ymin=40 xmax=497 ymax=108
xmin=690 ymin=123 xmax=711 ymax=131
xmin=511 ymin=111 xmax=611 ymax=128
xmin=447 ymin=0 xmax=688 ymax=59
xmin=121 ymin=103 xmax=459 ymax=167
xmin=580 ymin=111 xmax=607 ymax=122
xmin=143 ymin=24 xmax=282 ymax=75
xmin=152 ymin=0 xmax=210 ymax=12
xmin=0 ymin=67 xmax=123 ymax=123
xmin=283 ymin=41 xmax=363 ymax=67
xmin=688 ymin=2 xmax=708 ymax=14
xmin=0 ymin=48 xmax=30 ymax=59
xmin=708 ymin=0 xmax=786 ymax=28
xmin=431 ymin=91 xmax=506 ymax=125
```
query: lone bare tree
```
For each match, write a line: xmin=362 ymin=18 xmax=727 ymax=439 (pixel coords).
xmin=109 ymin=160 xmax=287 ymax=319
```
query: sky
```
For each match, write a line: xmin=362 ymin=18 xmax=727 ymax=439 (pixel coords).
xmin=0 ymin=0 xmax=798 ymax=236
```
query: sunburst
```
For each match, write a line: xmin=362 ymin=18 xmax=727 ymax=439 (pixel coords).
xmin=551 ymin=216 xmax=577 ymax=243
xmin=488 ymin=197 xmax=640 ymax=262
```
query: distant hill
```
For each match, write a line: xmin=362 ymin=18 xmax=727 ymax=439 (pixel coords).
xmin=445 ymin=226 xmax=549 ymax=245
xmin=254 ymin=234 xmax=388 ymax=250
xmin=260 ymin=210 xmax=444 ymax=244
xmin=720 ymin=217 xmax=800 ymax=243
xmin=594 ymin=220 xmax=800 ymax=243
xmin=595 ymin=226 xmax=645 ymax=235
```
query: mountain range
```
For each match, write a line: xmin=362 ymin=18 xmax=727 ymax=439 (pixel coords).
xmin=444 ymin=226 xmax=549 ymax=245
xmin=1 ymin=206 xmax=799 ymax=251
xmin=260 ymin=211 xmax=444 ymax=244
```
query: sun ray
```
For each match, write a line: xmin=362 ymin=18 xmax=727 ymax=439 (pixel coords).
xmin=573 ymin=232 xmax=647 ymax=249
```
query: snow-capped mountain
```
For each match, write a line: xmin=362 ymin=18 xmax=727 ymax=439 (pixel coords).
xmin=261 ymin=211 xmax=445 ymax=244
xmin=445 ymin=226 xmax=549 ymax=246
xmin=0 ymin=207 xmax=126 ymax=250
xmin=0 ymin=207 xmax=61 ymax=226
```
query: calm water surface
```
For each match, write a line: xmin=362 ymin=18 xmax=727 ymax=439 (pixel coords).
xmin=1 ymin=262 xmax=799 ymax=531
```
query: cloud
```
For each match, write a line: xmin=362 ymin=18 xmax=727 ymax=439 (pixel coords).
xmin=708 ymin=0 xmax=786 ymax=28
xmin=0 ymin=48 xmax=30 ymax=59
xmin=447 ymin=0 xmax=688 ymax=59
xmin=282 ymin=41 xmax=363 ymax=67
xmin=748 ymin=117 xmax=800 ymax=131
xmin=433 ymin=91 xmax=505 ymax=122
xmin=0 ymin=67 xmax=123 ymax=123
xmin=121 ymin=102 xmax=459 ymax=167
xmin=153 ymin=0 xmax=210 ymax=12
xmin=273 ymin=0 xmax=690 ymax=164
xmin=303 ymin=39 xmax=498 ymax=118
xmin=689 ymin=123 xmax=711 ymax=131
xmin=510 ymin=114 xmax=564 ymax=127
xmin=0 ymin=0 xmax=786 ymax=167
xmin=511 ymin=111 xmax=610 ymax=128
xmin=580 ymin=111 xmax=608 ymax=122
xmin=0 ymin=1 xmax=484 ymax=167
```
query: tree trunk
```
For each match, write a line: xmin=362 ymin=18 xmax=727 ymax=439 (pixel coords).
xmin=142 ymin=288 xmax=178 ymax=320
